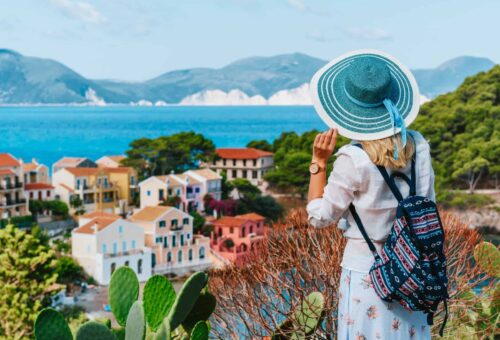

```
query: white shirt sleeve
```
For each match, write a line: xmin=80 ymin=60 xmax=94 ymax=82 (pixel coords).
xmin=306 ymin=151 xmax=360 ymax=229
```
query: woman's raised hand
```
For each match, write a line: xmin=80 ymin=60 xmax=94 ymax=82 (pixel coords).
xmin=312 ymin=128 xmax=338 ymax=167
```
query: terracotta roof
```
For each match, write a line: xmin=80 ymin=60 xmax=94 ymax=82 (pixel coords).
xmin=57 ymin=183 xmax=75 ymax=193
xmin=53 ymin=157 xmax=88 ymax=167
xmin=25 ymin=183 xmax=54 ymax=190
xmin=130 ymin=206 xmax=173 ymax=222
xmin=214 ymin=216 xmax=248 ymax=227
xmin=23 ymin=163 xmax=38 ymax=172
xmin=0 ymin=153 xmax=20 ymax=167
xmin=73 ymin=217 xmax=119 ymax=234
xmin=236 ymin=213 xmax=265 ymax=221
xmin=216 ymin=148 xmax=273 ymax=160
xmin=81 ymin=211 xmax=118 ymax=219
xmin=0 ymin=169 xmax=15 ymax=176
xmin=174 ymin=173 xmax=201 ymax=185
xmin=190 ymin=168 xmax=221 ymax=181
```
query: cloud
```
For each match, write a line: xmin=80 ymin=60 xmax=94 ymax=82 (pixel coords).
xmin=50 ymin=0 xmax=106 ymax=23
xmin=306 ymin=31 xmax=336 ymax=43
xmin=343 ymin=27 xmax=393 ymax=41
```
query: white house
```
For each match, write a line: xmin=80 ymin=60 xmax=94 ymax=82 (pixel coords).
xmin=25 ymin=182 xmax=55 ymax=201
xmin=96 ymin=155 xmax=126 ymax=168
xmin=72 ymin=212 xmax=152 ymax=285
xmin=130 ymin=206 xmax=211 ymax=275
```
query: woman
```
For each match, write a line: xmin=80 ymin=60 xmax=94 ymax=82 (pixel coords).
xmin=307 ymin=50 xmax=434 ymax=339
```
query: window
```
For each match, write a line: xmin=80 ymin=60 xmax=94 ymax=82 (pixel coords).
xmin=232 ymin=159 xmax=236 ymax=166
xmin=250 ymin=226 xmax=253 ymax=234
xmin=167 ymin=252 xmax=172 ymax=262
xmin=167 ymin=189 xmax=172 ymax=196
xmin=131 ymin=240 xmax=136 ymax=249
xmin=122 ymin=241 xmax=127 ymax=252
xmin=111 ymin=262 xmax=116 ymax=274
xmin=76 ymin=179 xmax=81 ymax=189
xmin=47 ymin=190 xmax=51 ymax=197
xmin=195 ymin=187 xmax=200 ymax=193
xmin=156 ymin=237 xmax=162 ymax=244
xmin=178 ymin=250 xmax=182 ymax=263
xmin=180 ymin=234 xmax=184 ymax=246
xmin=212 ymin=159 xmax=216 ymax=165
xmin=125 ymin=260 xmax=129 ymax=267
xmin=223 ymin=159 xmax=226 ymax=166
xmin=131 ymin=176 xmax=135 ymax=185
xmin=252 ymin=171 xmax=258 ymax=179
xmin=232 ymin=170 xmax=237 ymax=178
xmin=176 ymin=189 xmax=181 ymax=196
xmin=187 ymin=233 xmax=191 ymax=240
xmin=113 ymin=242 xmax=117 ymax=254
xmin=183 ymin=217 xmax=189 ymax=225
xmin=147 ymin=190 xmax=151 ymax=197
xmin=199 ymin=247 xmax=205 ymax=260
xmin=243 ymin=170 xmax=247 ymax=178
xmin=189 ymin=249 xmax=193 ymax=261
xmin=242 ymin=227 xmax=246 ymax=237
xmin=243 ymin=160 xmax=246 ymax=166
xmin=137 ymin=259 xmax=143 ymax=274
xmin=163 ymin=236 xmax=168 ymax=248
xmin=253 ymin=159 xmax=257 ymax=166
xmin=159 ymin=220 xmax=166 ymax=228
xmin=171 ymin=219 xmax=178 ymax=227
xmin=230 ymin=227 xmax=234 ymax=234
xmin=102 ymin=244 xmax=107 ymax=253
xmin=30 ymin=192 xmax=33 ymax=199
xmin=172 ymin=235 xmax=177 ymax=247
xmin=159 ymin=189 xmax=165 ymax=200
xmin=118 ymin=226 xmax=123 ymax=233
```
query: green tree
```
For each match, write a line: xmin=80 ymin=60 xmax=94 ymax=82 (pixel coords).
xmin=46 ymin=200 xmax=69 ymax=217
xmin=29 ymin=199 xmax=44 ymax=216
xmin=246 ymin=139 xmax=273 ymax=152
xmin=69 ymin=195 xmax=85 ymax=215
xmin=190 ymin=211 xmax=206 ymax=234
xmin=123 ymin=131 xmax=216 ymax=179
xmin=55 ymin=256 xmax=85 ymax=285
xmin=0 ymin=225 xmax=58 ymax=339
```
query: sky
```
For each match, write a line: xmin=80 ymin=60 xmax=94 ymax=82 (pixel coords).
xmin=1 ymin=0 xmax=499 ymax=81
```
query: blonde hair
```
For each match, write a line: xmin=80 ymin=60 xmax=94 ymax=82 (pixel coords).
xmin=360 ymin=133 xmax=414 ymax=169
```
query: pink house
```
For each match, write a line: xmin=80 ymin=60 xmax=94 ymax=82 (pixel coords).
xmin=210 ymin=213 xmax=267 ymax=266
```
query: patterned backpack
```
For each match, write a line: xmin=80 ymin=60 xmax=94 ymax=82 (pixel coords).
xmin=349 ymin=144 xmax=449 ymax=336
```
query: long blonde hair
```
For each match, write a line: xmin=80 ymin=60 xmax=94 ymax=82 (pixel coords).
xmin=360 ymin=133 xmax=414 ymax=169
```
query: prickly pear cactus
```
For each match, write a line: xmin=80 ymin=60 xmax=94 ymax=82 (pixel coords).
xmin=143 ymin=275 xmax=176 ymax=331
xmin=168 ymin=272 xmax=208 ymax=330
xmin=110 ymin=266 xmax=140 ymax=326
xmin=125 ymin=301 xmax=146 ymax=340
xmin=154 ymin=318 xmax=171 ymax=340
xmin=473 ymin=241 xmax=500 ymax=278
xmin=34 ymin=308 xmax=72 ymax=340
xmin=189 ymin=321 xmax=209 ymax=340
xmin=182 ymin=289 xmax=216 ymax=332
xmin=295 ymin=291 xmax=325 ymax=335
xmin=75 ymin=321 xmax=117 ymax=340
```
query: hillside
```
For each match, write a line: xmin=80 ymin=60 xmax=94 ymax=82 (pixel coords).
xmin=413 ymin=65 xmax=500 ymax=191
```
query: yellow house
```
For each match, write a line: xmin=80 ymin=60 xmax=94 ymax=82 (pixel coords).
xmin=53 ymin=166 xmax=138 ymax=214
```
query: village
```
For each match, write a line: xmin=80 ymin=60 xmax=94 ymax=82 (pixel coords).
xmin=0 ymin=147 xmax=275 ymax=294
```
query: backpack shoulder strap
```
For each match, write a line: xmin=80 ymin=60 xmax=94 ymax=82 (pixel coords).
xmin=349 ymin=203 xmax=381 ymax=261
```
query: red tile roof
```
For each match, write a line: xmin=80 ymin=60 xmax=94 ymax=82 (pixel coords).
xmin=25 ymin=183 xmax=54 ymax=190
xmin=216 ymin=148 xmax=273 ymax=160
xmin=214 ymin=213 xmax=266 ymax=227
xmin=23 ymin=163 xmax=38 ymax=172
xmin=236 ymin=213 xmax=265 ymax=221
xmin=73 ymin=217 xmax=119 ymax=234
xmin=0 ymin=169 xmax=15 ymax=176
xmin=0 ymin=153 xmax=20 ymax=167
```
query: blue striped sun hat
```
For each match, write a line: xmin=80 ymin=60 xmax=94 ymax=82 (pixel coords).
xmin=310 ymin=49 xmax=420 ymax=142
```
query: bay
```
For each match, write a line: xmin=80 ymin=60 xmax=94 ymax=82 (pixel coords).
xmin=0 ymin=105 xmax=325 ymax=167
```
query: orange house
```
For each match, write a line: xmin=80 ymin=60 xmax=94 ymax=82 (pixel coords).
xmin=210 ymin=213 xmax=267 ymax=266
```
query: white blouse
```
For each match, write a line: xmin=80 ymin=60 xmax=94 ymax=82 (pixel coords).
xmin=306 ymin=130 xmax=436 ymax=272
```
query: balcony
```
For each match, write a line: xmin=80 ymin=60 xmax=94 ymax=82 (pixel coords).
xmin=0 ymin=182 xmax=23 ymax=191
xmin=0 ymin=198 xmax=27 ymax=208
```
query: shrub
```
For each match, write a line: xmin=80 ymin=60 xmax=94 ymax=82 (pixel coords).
xmin=208 ymin=209 xmax=490 ymax=339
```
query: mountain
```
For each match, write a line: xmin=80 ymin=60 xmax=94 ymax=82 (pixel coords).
xmin=0 ymin=49 xmax=495 ymax=105
xmin=412 ymin=56 xmax=495 ymax=98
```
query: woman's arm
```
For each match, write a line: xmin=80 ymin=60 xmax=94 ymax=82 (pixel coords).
xmin=308 ymin=128 xmax=338 ymax=202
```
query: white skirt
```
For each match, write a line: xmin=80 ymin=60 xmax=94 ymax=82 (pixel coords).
xmin=338 ymin=268 xmax=431 ymax=340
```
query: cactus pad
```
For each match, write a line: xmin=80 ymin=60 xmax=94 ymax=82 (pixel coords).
xmin=125 ymin=301 xmax=146 ymax=340
xmin=34 ymin=308 xmax=72 ymax=340
xmin=110 ymin=266 xmax=140 ymax=326
xmin=473 ymin=241 xmax=500 ymax=278
xmin=189 ymin=321 xmax=209 ymax=340
xmin=154 ymin=318 xmax=171 ymax=340
xmin=75 ymin=321 xmax=117 ymax=340
xmin=168 ymin=272 xmax=208 ymax=330
xmin=143 ymin=275 xmax=176 ymax=331
xmin=296 ymin=291 xmax=325 ymax=334
xmin=182 ymin=290 xmax=216 ymax=332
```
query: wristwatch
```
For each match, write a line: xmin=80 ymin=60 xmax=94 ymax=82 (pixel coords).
xmin=309 ymin=161 xmax=325 ymax=175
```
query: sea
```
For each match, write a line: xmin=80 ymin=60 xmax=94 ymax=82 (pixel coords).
xmin=0 ymin=105 xmax=325 ymax=168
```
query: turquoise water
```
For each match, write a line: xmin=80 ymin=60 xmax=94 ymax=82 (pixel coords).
xmin=0 ymin=106 xmax=325 ymax=167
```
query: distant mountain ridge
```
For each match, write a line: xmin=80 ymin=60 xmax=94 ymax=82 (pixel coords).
xmin=0 ymin=49 xmax=495 ymax=105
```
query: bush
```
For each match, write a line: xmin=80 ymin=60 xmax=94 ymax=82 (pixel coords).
xmin=55 ymin=256 xmax=85 ymax=285
xmin=438 ymin=191 xmax=495 ymax=209
xmin=209 ymin=209 xmax=489 ymax=339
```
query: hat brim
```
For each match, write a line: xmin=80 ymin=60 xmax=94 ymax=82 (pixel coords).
xmin=310 ymin=49 xmax=420 ymax=141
